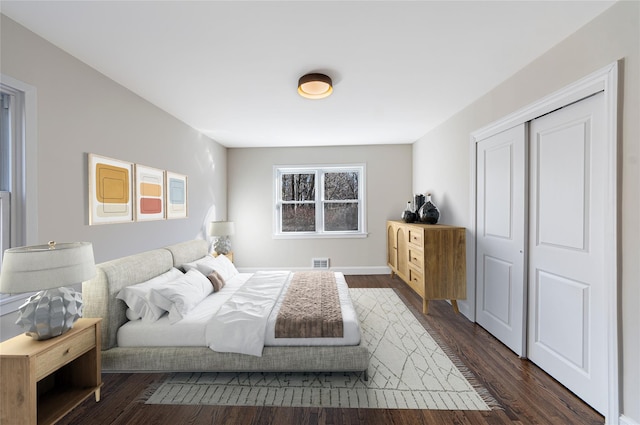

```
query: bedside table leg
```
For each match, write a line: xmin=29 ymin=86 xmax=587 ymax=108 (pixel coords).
xmin=451 ymin=300 xmax=460 ymax=314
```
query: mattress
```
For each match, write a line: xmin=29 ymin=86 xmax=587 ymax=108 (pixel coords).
xmin=117 ymin=272 xmax=361 ymax=348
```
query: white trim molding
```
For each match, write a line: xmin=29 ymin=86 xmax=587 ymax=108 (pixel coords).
xmin=238 ymin=266 xmax=390 ymax=275
xmin=620 ymin=415 xmax=640 ymax=425
xmin=469 ymin=61 xmax=619 ymax=424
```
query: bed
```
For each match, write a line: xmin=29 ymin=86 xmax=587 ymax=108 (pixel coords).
xmin=82 ymin=240 xmax=370 ymax=378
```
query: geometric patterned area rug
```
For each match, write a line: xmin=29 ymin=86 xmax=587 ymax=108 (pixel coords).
xmin=146 ymin=288 xmax=498 ymax=410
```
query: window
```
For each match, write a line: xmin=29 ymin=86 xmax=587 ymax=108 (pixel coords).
xmin=1 ymin=77 xmax=38 ymax=311
xmin=1 ymin=93 xmax=12 ymax=272
xmin=274 ymin=165 xmax=366 ymax=238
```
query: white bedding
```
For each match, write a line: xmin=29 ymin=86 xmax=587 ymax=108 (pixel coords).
xmin=117 ymin=272 xmax=361 ymax=354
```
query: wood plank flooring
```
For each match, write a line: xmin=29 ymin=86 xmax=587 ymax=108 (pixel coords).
xmin=59 ymin=274 xmax=603 ymax=425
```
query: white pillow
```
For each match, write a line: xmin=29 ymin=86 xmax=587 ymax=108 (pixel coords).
xmin=183 ymin=255 xmax=239 ymax=281
xmin=116 ymin=268 xmax=183 ymax=322
xmin=211 ymin=255 xmax=239 ymax=281
xmin=149 ymin=269 xmax=213 ymax=324
xmin=126 ymin=308 xmax=142 ymax=321
xmin=182 ymin=255 xmax=217 ymax=275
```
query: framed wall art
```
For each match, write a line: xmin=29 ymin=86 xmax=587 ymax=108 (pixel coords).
xmin=134 ymin=164 xmax=165 ymax=221
xmin=165 ymin=171 xmax=188 ymax=219
xmin=88 ymin=154 xmax=134 ymax=225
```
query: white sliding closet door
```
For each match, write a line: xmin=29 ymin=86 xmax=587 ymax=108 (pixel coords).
xmin=527 ymin=92 xmax=607 ymax=414
xmin=475 ymin=124 xmax=527 ymax=356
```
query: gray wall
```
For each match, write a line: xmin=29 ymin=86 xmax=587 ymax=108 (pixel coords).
xmin=412 ymin=2 xmax=639 ymax=422
xmin=1 ymin=15 xmax=227 ymax=337
xmin=228 ymin=145 xmax=412 ymax=272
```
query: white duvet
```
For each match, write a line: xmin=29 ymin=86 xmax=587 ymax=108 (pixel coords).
xmin=117 ymin=271 xmax=361 ymax=356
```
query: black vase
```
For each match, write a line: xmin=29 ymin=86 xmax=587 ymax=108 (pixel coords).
xmin=418 ymin=194 xmax=440 ymax=224
xmin=401 ymin=201 xmax=417 ymax=223
xmin=414 ymin=194 xmax=425 ymax=214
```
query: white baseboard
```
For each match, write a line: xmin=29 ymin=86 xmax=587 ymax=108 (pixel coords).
xmin=237 ymin=266 xmax=391 ymax=275
xmin=620 ymin=415 xmax=640 ymax=425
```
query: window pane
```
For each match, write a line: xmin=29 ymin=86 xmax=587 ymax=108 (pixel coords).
xmin=281 ymin=173 xmax=315 ymax=201
xmin=324 ymin=203 xmax=358 ymax=231
xmin=324 ymin=172 xmax=358 ymax=200
xmin=282 ymin=204 xmax=315 ymax=232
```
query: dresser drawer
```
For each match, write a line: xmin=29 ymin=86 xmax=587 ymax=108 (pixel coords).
xmin=408 ymin=227 xmax=423 ymax=246
xmin=36 ymin=326 xmax=96 ymax=380
xmin=408 ymin=247 xmax=423 ymax=269
xmin=407 ymin=266 xmax=425 ymax=297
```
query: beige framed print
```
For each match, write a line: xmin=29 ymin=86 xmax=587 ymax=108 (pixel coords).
xmin=165 ymin=171 xmax=187 ymax=219
xmin=88 ymin=154 xmax=134 ymax=225
xmin=134 ymin=164 xmax=165 ymax=221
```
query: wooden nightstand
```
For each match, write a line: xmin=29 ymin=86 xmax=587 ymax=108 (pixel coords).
xmin=213 ymin=251 xmax=234 ymax=263
xmin=0 ymin=318 xmax=102 ymax=425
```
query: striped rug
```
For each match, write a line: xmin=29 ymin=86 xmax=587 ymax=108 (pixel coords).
xmin=146 ymin=288 xmax=498 ymax=410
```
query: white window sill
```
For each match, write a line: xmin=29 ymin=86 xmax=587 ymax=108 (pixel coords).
xmin=273 ymin=232 xmax=369 ymax=240
xmin=0 ymin=293 xmax=33 ymax=315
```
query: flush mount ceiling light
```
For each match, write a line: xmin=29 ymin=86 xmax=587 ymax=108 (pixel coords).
xmin=298 ymin=73 xmax=333 ymax=99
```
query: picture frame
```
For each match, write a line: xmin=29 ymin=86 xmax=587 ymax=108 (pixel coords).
xmin=88 ymin=154 xmax=134 ymax=225
xmin=134 ymin=164 xmax=165 ymax=221
xmin=165 ymin=171 xmax=188 ymax=219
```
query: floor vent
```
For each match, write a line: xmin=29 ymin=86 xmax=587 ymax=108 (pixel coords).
xmin=312 ymin=257 xmax=330 ymax=269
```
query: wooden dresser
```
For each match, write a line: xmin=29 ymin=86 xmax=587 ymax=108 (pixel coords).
xmin=387 ymin=220 xmax=466 ymax=314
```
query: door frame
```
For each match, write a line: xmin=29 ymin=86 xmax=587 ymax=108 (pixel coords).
xmin=468 ymin=61 xmax=619 ymax=423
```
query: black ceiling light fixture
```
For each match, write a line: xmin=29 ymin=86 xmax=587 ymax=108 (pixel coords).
xmin=297 ymin=73 xmax=333 ymax=99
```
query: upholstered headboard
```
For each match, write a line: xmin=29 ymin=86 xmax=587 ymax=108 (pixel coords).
xmin=82 ymin=240 xmax=209 ymax=350
xmin=164 ymin=240 xmax=209 ymax=268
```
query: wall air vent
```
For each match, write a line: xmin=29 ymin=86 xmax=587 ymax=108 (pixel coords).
xmin=312 ymin=257 xmax=330 ymax=269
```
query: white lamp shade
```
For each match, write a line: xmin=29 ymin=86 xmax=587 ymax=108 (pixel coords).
xmin=0 ymin=242 xmax=96 ymax=294
xmin=209 ymin=221 xmax=235 ymax=237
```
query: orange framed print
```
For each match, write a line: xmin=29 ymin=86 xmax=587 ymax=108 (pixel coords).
xmin=88 ymin=154 xmax=134 ymax=225
xmin=165 ymin=171 xmax=187 ymax=219
xmin=134 ymin=164 xmax=165 ymax=221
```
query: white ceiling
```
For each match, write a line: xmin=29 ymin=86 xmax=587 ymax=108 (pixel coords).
xmin=1 ymin=1 xmax=616 ymax=148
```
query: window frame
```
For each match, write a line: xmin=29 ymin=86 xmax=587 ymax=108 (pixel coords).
xmin=273 ymin=164 xmax=367 ymax=239
xmin=1 ymin=76 xmax=39 ymax=312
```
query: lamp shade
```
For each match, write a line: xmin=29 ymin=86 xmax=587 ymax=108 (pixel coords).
xmin=208 ymin=221 xmax=235 ymax=237
xmin=298 ymin=73 xmax=333 ymax=99
xmin=0 ymin=241 xmax=96 ymax=294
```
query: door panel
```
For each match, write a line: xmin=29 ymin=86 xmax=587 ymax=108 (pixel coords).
xmin=475 ymin=123 xmax=526 ymax=356
xmin=528 ymin=92 xmax=606 ymax=414
xmin=387 ymin=223 xmax=397 ymax=270
xmin=534 ymin=270 xmax=589 ymax=368
xmin=483 ymin=256 xmax=513 ymax=325
xmin=535 ymin=120 xmax=588 ymax=250
xmin=396 ymin=227 xmax=408 ymax=282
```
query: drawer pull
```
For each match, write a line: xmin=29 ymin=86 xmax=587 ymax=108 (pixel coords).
xmin=64 ymin=348 xmax=70 ymax=355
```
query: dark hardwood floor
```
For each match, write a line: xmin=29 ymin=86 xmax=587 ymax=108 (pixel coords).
xmin=60 ymin=275 xmax=603 ymax=425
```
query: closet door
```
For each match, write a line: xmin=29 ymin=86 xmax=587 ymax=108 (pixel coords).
xmin=475 ymin=124 xmax=527 ymax=356
xmin=527 ymin=92 xmax=607 ymax=414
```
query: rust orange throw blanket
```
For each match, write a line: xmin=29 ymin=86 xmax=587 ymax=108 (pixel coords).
xmin=275 ymin=271 xmax=344 ymax=338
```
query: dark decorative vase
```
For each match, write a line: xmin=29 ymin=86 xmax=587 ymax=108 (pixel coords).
xmin=418 ymin=193 xmax=440 ymax=224
xmin=414 ymin=194 xmax=425 ymax=214
xmin=401 ymin=201 xmax=417 ymax=223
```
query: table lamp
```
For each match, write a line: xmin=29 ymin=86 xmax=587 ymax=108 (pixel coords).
xmin=208 ymin=221 xmax=235 ymax=255
xmin=0 ymin=241 xmax=96 ymax=340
